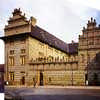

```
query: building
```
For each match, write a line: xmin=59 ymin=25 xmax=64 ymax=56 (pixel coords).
xmin=0 ymin=64 xmax=4 ymax=92
xmin=79 ymin=18 xmax=100 ymax=85
xmin=1 ymin=8 xmax=100 ymax=86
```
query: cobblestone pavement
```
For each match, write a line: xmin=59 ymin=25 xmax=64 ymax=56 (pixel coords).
xmin=5 ymin=86 xmax=100 ymax=100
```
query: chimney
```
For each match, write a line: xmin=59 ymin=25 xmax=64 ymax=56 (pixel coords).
xmin=30 ymin=16 xmax=37 ymax=26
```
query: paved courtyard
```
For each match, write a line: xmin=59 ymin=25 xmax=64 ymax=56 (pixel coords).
xmin=5 ymin=86 xmax=100 ymax=100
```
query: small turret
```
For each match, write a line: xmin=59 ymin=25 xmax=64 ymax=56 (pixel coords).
xmin=94 ymin=19 xmax=96 ymax=23
xmin=12 ymin=8 xmax=22 ymax=16
xmin=82 ymin=26 xmax=86 ymax=33
xmin=91 ymin=17 xmax=93 ymax=22
xmin=83 ymin=27 xmax=85 ymax=31
xmin=72 ymin=40 xmax=75 ymax=44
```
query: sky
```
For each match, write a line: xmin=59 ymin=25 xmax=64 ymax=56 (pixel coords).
xmin=0 ymin=0 xmax=100 ymax=64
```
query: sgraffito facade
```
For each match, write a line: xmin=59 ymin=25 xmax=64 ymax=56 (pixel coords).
xmin=1 ymin=8 xmax=100 ymax=86
xmin=79 ymin=18 xmax=100 ymax=85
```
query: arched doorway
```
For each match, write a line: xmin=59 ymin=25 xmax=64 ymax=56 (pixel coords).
xmin=40 ymin=72 xmax=43 ymax=86
xmin=21 ymin=76 xmax=25 ymax=85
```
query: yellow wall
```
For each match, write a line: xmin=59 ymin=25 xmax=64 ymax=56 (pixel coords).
xmin=28 ymin=36 xmax=67 ymax=62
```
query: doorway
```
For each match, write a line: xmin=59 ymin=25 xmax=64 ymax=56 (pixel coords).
xmin=21 ymin=76 xmax=25 ymax=85
xmin=40 ymin=72 xmax=43 ymax=86
xmin=85 ymin=74 xmax=88 ymax=85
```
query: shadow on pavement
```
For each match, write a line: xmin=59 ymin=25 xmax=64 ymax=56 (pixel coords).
xmin=5 ymin=94 xmax=100 ymax=100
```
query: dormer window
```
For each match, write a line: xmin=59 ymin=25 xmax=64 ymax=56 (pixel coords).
xmin=9 ymin=40 xmax=14 ymax=45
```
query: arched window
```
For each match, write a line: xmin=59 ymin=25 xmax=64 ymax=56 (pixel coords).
xmin=57 ymin=56 xmax=59 ymax=61
xmin=96 ymin=52 xmax=100 ymax=62
xmin=75 ymin=55 xmax=78 ymax=61
xmin=81 ymin=54 xmax=84 ymax=63
xmin=66 ymin=57 xmax=68 ymax=62
xmin=63 ymin=56 xmax=65 ymax=61
xmin=87 ymin=54 xmax=90 ymax=63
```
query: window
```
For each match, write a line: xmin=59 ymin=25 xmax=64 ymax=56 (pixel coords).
xmin=10 ymin=50 xmax=14 ymax=55
xmin=49 ymin=77 xmax=51 ymax=82
xmin=20 ymin=71 xmax=25 ymax=76
xmin=66 ymin=57 xmax=68 ymax=62
xmin=21 ymin=49 xmax=25 ymax=53
xmin=70 ymin=56 xmax=74 ymax=62
xmin=89 ymin=41 xmax=94 ymax=45
xmin=96 ymin=39 xmax=100 ymax=45
xmin=38 ymin=57 xmax=43 ymax=61
xmin=72 ymin=64 xmax=78 ymax=70
xmin=9 ymin=40 xmax=14 ymax=45
xmin=57 ymin=56 xmax=59 ymax=61
xmin=87 ymin=54 xmax=90 ymax=63
xmin=81 ymin=54 xmax=84 ymax=63
xmin=21 ymin=39 xmax=25 ymax=44
xmin=48 ymin=56 xmax=53 ymax=62
xmin=96 ymin=52 xmax=100 ymax=62
xmin=62 ymin=56 xmax=65 ymax=61
xmin=20 ymin=56 xmax=25 ymax=65
xmin=68 ymin=55 xmax=71 ymax=62
xmin=9 ymin=56 xmax=14 ymax=66
xmin=75 ymin=56 xmax=78 ymax=61
xmin=9 ymin=72 xmax=14 ymax=81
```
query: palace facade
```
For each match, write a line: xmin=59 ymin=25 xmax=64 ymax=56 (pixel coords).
xmin=1 ymin=8 xmax=100 ymax=86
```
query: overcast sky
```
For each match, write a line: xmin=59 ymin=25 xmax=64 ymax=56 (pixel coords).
xmin=0 ymin=0 xmax=100 ymax=64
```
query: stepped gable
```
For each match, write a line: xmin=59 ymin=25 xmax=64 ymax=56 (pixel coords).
xmin=1 ymin=8 xmax=78 ymax=54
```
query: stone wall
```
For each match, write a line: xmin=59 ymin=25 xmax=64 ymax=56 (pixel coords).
xmin=26 ymin=62 xmax=85 ymax=86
